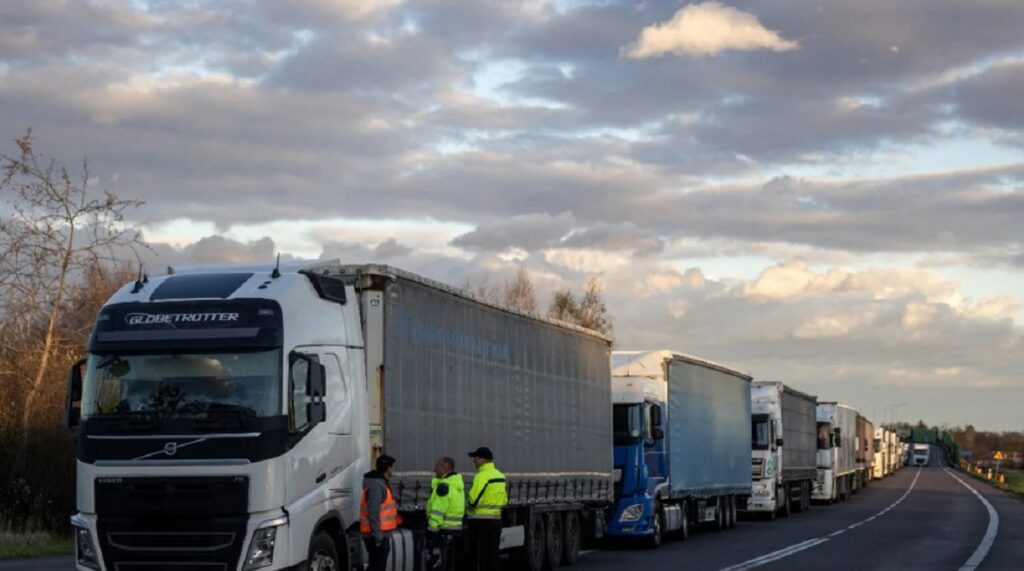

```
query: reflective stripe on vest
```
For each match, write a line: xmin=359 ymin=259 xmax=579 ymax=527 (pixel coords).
xmin=360 ymin=484 xmax=401 ymax=534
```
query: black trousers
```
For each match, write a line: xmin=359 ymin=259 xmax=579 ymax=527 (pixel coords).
xmin=466 ymin=519 xmax=501 ymax=571
xmin=427 ymin=530 xmax=464 ymax=571
xmin=363 ymin=535 xmax=391 ymax=571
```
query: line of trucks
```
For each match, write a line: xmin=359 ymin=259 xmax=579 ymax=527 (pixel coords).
xmin=63 ymin=263 xmax=904 ymax=571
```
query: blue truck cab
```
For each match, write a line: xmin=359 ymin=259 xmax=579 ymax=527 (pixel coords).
xmin=605 ymin=350 xmax=752 ymax=548
xmin=608 ymin=357 xmax=669 ymax=540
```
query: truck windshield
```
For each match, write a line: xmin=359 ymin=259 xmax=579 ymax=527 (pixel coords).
xmin=81 ymin=350 xmax=282 ymax=420
xmin=613 ymin=404 xmax=644 ymax=446
xmin=752 ymin=415 xmax=771 ymax=450
xmin=817 ymin=422 xmax=832 ymax=450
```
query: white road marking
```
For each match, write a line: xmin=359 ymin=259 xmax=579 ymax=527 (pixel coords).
xmin=943 ymin=468 xmax=999 ymax=571
xmin=718 ymin=468 xmax=922 ymax=571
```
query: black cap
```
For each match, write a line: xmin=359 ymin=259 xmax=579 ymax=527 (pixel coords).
xmin=468 ymin=447 xmax=494 ymax=460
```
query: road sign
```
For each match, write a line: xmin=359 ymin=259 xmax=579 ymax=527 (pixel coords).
xmin=994 ymin=451 xmax=1005 ymax=460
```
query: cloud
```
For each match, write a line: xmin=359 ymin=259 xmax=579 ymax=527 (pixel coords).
xmin=624 ymin=2 xmax=799 ymax=59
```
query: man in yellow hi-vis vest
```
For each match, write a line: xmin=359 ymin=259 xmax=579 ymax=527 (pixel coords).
xmin=467 ymin=447 xmax=506 ymax=571
xmin=425 ymin=456 xmax=464 ymax=570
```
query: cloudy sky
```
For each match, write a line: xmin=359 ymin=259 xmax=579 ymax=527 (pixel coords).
xmin=2 ymin=0 xmax=1022 ymax=430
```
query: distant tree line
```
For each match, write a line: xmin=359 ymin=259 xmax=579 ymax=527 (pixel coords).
xmin=889 ymin=421 xmax=1024 ymax=467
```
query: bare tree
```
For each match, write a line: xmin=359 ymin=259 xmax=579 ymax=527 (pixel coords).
xmin=461 ymin=273 xmax=500 ymax=304
xmin=548 ymin=288 xmax=580 ymax=323
xmin=577 ymin=277 xmax=612 ymax=335
xmin=0 ymin=130 xmax=145 ymax=466
xmin=503 ymin=266 xmax=538 ymax=314
xmin=547 ymin=278 xmax=613 ymax=336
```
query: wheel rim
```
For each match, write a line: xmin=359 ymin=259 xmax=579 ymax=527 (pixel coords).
xmin=311 ymin=548 xmax=338 ymax=571
xmin=653 ymin=510 xmax=662 ymax=543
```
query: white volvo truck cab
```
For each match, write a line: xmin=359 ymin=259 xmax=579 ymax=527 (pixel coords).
xmin=66 ymin=264 xmax=372 ymax=571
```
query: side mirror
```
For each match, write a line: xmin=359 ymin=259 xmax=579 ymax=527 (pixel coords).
xmin=651 ymin=427 xmax=665 ymax=441
xmin=307 ymin=362 xmax=326 ymax=398
xmin=307 ymin=401 xmax=326 ymax=425
xmin=776 ymin=438 xmax=785 ymax=448
xmin=64 ymin=359 xmax=86 ymax=439
xmin=650 ymin=404 xmax=663 ymax=428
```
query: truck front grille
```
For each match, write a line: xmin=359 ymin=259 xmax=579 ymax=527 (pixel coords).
xmin=95 ymin=477 xmax=249 ymax=571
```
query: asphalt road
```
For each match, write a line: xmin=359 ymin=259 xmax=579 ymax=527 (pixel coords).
xmin=583 ymin=446 xmax=1023 ymax=570
xmin=4 ymin=445 xmax=1022 ymax=570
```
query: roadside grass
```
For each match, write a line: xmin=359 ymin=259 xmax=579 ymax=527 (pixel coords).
xmin=960 ymin=466 xmax=1024 ymax=499
xmin=0 ymin=531 xmax=73 ymax=560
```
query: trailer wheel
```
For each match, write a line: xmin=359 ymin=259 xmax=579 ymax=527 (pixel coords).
xmin=543 ymin=513 xmax=563 ymax=569
xmin=803 ymin=482 xmax=812 ymax=511
xmin=714 ymin=497 xmax=725 ymax=531
xmin=561 ymin=512 xmax=581 ymax=566
xmin=792 ymin=484 xmax=804 ymax=513
xmin=729 ymin=496 xmax=738 ymax=529
xmin=514 ymin=512 xmax=547 ymax=571
xmin=645 ymin=502 xmax=664 ymax=549
xmin=677 ymin=501 xmax=690 ymax=541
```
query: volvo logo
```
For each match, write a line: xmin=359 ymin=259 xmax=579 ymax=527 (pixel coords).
xmin=133 ymin=438 xmax=208 ymax=461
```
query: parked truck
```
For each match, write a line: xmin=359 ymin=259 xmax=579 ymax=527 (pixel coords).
xmin=873 ymin=427 xmax=889 ymax=479
xmin=813 ymin=403 xmax=859 ymax=503
xmin=856 ymin=414 xmax=875 ymax=487
xmin=745 ymin=382 xmax=817 ymax=518
xmin=605 ymin=350 xmax=752 ymax=547
xmin=65 ymin=263 xmax=614 ymax=571
xmin=888 ymin=431 xmax=902 ymax=474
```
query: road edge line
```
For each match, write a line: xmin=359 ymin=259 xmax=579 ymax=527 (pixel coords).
xmin=943 ymin=467 xmax=999 ymax=571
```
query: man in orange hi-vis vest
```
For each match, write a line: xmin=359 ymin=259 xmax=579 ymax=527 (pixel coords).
xmin=361 ymin=454 xmax=401 ymax=571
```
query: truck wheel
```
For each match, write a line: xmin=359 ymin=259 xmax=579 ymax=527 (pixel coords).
xmin=645 ymin=502 xmax=664 ymax=548
xmin=308 ymin=531 xmax=340 ymax=571
xmin=544 ymin=513 xmax=563 ymax=569
xmin=729 ymin=496 xmax=738 ymax=529
xmin=780 ymin=487 xmax=791 ymax=518
xmin=792 ymin=484 xmax=804 ymax=513
xmin=561 ymin=512 xmax=580 ymax=566
xmin=802 ymin=482 xmax=811 ymax=511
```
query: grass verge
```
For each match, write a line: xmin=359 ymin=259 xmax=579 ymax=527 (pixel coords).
xmin=960 ymin=466 xmax=1024 ymax=499
xmin=0 ymin=531 xmax=73 ymax=560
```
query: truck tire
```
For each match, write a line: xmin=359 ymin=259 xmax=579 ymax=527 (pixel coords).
xmin=308 ymin=531 xmax=340 ymax=571
xmin=514 ymin=512 xmax=547 ymax=571
xmin=780 ymin=486 xmax=791 ymax=518
xmin=803 ymin=482 xmax=812 ymax=511
xmin=561 ymin=512 xmax=581 ymax=566
xmin=646 ymin=502 xmax=665 ymax=549
xmin=792 ymin=484 xmax=804 ymax=513
xmin=544 ymin=513 xmax=563 ymax=569
xmin=729 ymin=495 xmax=738 ymax=529
xmin=714 ymin=497 xmax=725 ymax=532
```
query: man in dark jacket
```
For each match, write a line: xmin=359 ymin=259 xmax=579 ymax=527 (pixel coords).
xmin=361 ymin=454 xmax=399 ymax=571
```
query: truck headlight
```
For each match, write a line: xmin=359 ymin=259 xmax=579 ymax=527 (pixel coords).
xmin=244 ymin=516 xmax=287 ymax=571
xmin=74 ymin=526 xmax=100 ymax=570
xmin=618 ymin=504 xmax=645 ymax=522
